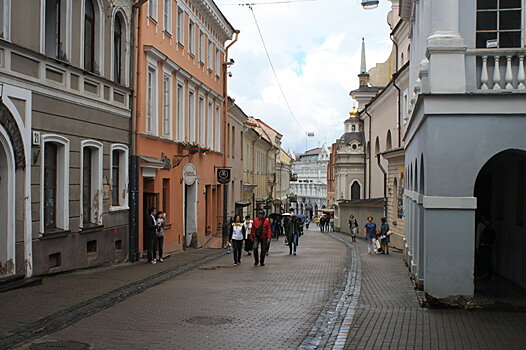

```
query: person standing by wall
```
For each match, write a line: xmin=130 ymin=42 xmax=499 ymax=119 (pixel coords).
xmin=144 ymin=207 xmax=158 ymax=264
xmin=363 ymin=216 xmax=378 ymax=255
xmin=250 ymin=210 xmax=272 ymax=266
xmin=349 ymin=215 xmax=359 ymax=242
xmin=153 ymin=211 xmax=165 ymax=262
xmin=229 ymin=215 xmax=246 ymax=265
xmin=379 ymin=217 xmax=390 ymax=254
xmin=244 ymin=215 xmax=253 ymax=255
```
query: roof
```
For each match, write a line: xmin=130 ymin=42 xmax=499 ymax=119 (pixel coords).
xmin=339 ymin=132 xmax=365 ymax=145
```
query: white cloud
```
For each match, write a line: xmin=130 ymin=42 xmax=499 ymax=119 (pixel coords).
xmin=218 ymin=0 xmax=393 ymax=152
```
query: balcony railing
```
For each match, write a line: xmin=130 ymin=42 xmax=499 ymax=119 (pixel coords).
xmin=467 ymin=48 xmax=526 ymax=91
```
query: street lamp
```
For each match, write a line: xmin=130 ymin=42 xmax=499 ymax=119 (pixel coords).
xmin=361 ymin=0 xmax=379 ymax=10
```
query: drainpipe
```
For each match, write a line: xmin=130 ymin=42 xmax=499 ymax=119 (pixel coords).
xmin=128 ymin=0 xmax=148 ymax=263
xmin=391 ymin=33 xmax=402 ymax=148
xmin=364 ymin=109 xmax=372 ymax=199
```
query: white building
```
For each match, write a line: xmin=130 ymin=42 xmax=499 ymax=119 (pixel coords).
xmin=290 ymin=145 xmax=331 ymax=217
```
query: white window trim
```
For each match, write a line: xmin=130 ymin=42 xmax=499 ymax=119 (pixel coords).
xmin=146 ymin=57 xmax=158 ymax=135
xmin=110 ymin=8 xmax=130 ymax=86
xmin=40 ymin=0 xmax=72 ymax=60
xmin=163 ymin=0 xmax=172 ymax=34
xmin=207 ymin=40 xmax=213 ymax=70
xmin=148 ymin=0 xmax=158 ymax=22
xmin=1 ymin=0 xmax=11 ymax=41
xmin=0 ymin=125 xmax=15 ymax=272
xmin=207 ymin=99 xmax=213 ymax=148
xmin=215 ymin=104 xmax=221 ymax=151
xmin=40 ymin=134 xmax=70 ymax=233
xmin=199 ymin=30 xmax=205 ymax=63
xmin=80 ymin=140 xmax=103 ymax=227
xmin=162 ymin=70 xmax=173 ymax=138
xmin=177 ymin=7 xmax=184 ymax=45
xmin=215 ymin=47 xmax=220 ymax=76
xmin=188 ymin=87 xmax=196 ymax=142
xmin=198 ymin=94 xmax=205 ymax=145
xmin=188 ymin=20 xmax=195 ymax=56
xmin=80 ymin=0 xmax=105 ymax=75
xmin=110 ymin=144 xmax=129 ymax=211
xmin=176 ymin=78 xmax=185 ymax=141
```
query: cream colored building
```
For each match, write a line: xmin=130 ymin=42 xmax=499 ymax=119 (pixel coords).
xmin=227 ymin=98 xmax=248 ymax=219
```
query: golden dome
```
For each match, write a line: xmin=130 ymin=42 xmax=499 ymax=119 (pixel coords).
xmin=349 ymin=107 xmax=359 ymax=118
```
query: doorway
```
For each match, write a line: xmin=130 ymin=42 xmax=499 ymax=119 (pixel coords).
xmin=184 ymin=183 xmax=197 ymax=248
xmin=474 ymin=150 xmax=526 ymax=300
xmin=0 ymin=128 xmax=15 ymax=276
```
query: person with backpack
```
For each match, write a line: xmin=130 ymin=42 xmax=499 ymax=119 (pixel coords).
xmin=229 ymin=215 xmax=246 ymax=265
xmin=250 ymin=210 xmax=272 ymax=266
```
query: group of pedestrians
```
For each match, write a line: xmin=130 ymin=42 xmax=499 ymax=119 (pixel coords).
xmin=228 ymin=210 xmax=304 ymax=266
xmin=362 ymin=216 xmax=391 ymax=255
xmin=317 ymin=215 xmax=334 ymax=232
xmin=145 ymin=207 xmax=166 ymax=264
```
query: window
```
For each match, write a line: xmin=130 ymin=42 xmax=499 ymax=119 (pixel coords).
xmin=163 ymin=0 xmax=171 ymax=33
xmin=351 ymin=182 xmax=360 ymax=199
xmin=84 ymin=0 xmax=95 ymax=72
xmin=80 ymin=141 xmax=103 ymax=227
xmin=110 ymin=144 xmax=129 ymax=209
xmin=231 ymin=125 xmax=235 ymax=158
xmin=397 ymin=175 xmax=405 ymax=219
xmin=162 ymin=178 xmax=170 ymax=220
xmin=45 ymin=0 xmax=64 ymax=60
xmin=215 ymin=48 xmax=221 ymax=76
xmin=177 ymin=8 xmax=184 ymax=45
xmin=189 ymin=20 xmax=195 ymax=55
xmin=199 ymin=31 xmax=205 ymax=63
xmin=113 ymin=13 xmax=124 ymax=84
xmin=44 ymin=142 xmax=58 ymax=229
xmin=146 ymin=66 xmax=157 ymax=135
xmin=476 ymin=0 xmax=523 ymax=48
xmin=162 ymin=74 xmax=172 ymax=137
xmin=148 ymin=0 xmax=158 ymax=21
xmin=208 ymin=40 xmax=213 ymax=70
xmin=215 ymin=105 xmax=220 ymax=151
xmin=351 ymin=125 xmax=356 ymax=131
xmin=0 ymin=0 xmax=9 ymax=40
xmin=207 ymin=101 xmax=213 ymax=147
xmin=198 ymin=95 xmax=205 ymax=145
xmin=41 ymin=135 xmax=70 ymax=233
xmin=240 ymin=130 xmax=243 ymax=160
xmin=188 ymin=89 xmax=195 ymax=141
xmin=176 ymin=80 xmax=185 ymax=141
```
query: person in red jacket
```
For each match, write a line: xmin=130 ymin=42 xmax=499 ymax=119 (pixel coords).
xmin=250 ymin=210 xmax=272 ymax=266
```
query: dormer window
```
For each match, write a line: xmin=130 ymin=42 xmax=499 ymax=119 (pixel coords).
xmin=351 ymin=125 xmax=356 ymax=132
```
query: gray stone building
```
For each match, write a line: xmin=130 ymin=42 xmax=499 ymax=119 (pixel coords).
xmin=0 ymin=0 xmax=132 ymax=278
xmin=400 ymin=0 xmax=526 ymax=300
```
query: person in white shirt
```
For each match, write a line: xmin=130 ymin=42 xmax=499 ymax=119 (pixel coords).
xmin=243 ymin=215 xmax=253 ymax=255
xmin=229 ymin=215 xmax=246 ymax=265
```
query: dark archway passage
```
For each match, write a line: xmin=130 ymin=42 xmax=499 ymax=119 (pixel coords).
xmin=474 ymin=149 xmax=526 ymax=299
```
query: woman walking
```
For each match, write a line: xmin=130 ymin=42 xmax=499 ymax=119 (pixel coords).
xmin=379 ymin=217 xmax=390 ymax=254
xmin=244 ymin=215 xmax=253 ymax=255
xmin=363 ymin=216 xmax=377 ymax=255
xmin=349 ymin=215 xmax=358 ymax=242
xmin=284 ymin=214 xmax=300 ymax=255
xmin=153 ymin=211 xmax=165 ymax=262
xmin=229 ymin=215 xmax=246 ymax=265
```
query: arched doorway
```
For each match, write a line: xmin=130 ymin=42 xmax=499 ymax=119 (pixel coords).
xmin=0 ymin=125 xmax=16 ymax=275
xmin=474 ymin=149 xmax=526 ymax=294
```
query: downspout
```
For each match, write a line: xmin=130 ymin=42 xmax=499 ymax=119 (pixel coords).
xmin=390 ymin=32 xmax=402 ymax=148
xmin=364 ymin=109 xmax=372 ymax=199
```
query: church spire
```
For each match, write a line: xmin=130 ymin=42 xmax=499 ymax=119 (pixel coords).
xmin=358 ymin=37 xmax=370 ymax=88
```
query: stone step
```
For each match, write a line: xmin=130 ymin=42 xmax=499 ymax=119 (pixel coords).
xmin=0 ymin=274 xmax=42 ymax=294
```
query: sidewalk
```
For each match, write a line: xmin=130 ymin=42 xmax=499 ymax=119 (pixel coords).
xmin=331 ymin=232 xmax=526 ymax=350
xmin=0 ymin=248 xmax=225 ymax=349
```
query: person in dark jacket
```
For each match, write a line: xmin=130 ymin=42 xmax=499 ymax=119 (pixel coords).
xmin=379 ymin=217 xmax=390 ymax=254
xmin=284 ymin=214 xmax=301 ymax=255
xmin=250 ymin=210 xmax=272 ymax=266
xmin=229 ymin=215 xmax=246 ymax=265
xmin=144 ymin=207 xmax=158 ymax=264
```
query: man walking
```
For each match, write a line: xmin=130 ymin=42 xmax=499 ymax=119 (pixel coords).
xmin=144 ymin=207 xmax=158 ymax=264
xmin=250 ymin=210 xmax=272 ymax=266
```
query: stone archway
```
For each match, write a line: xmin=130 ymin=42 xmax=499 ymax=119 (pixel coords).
xmin=0 ymin=123 xmax=16 ymax=275
xmin=474 ymin=149 xmax=526 ymax=293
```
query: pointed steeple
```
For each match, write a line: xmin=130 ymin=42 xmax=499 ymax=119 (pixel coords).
xmin=358 ymin=38 xmax=370 ymax=88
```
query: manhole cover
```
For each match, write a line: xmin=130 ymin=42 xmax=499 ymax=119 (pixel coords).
xmin=29 ymin=341 xmax=90 ymax=350
xmin=183 ymin=316 xmax=233 ymax=325
xmin=199 ymin=265 xmax=234 ymax=270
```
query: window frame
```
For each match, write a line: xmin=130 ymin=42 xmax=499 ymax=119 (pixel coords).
xmin=215 ymin=47 xmax=221 ymax=76
xmin=198 ymin=94 xmax=205 ymax=145
xmin=199 ymin=30 xmax=205 ymax=63
xmin=207 ymin=39 xmax=213 ymax=71
xmin=162 ymin=72 xmax=173 ymax=138
xmin=188 ymin=20 xmax=195 ymax=56
xmin=176 ymin=7 xmax=184 ymax=46
xmin=476 ymin=0 xmax=524 ymax=48
xmin=207 ymin=99 xmax=213 ymax=148
xmin=163 ymin=0 xmax=172 ymax=34
xmin=188 ymin=88 xmax=196 ymax=142
xmin=80 ymin=140 xmax=103 ymax=228
xmin=110 ymin=144 xmax=129 ymax=211
xmin=215 ymin=104 xmax=221 ymax=151
xmin=146 ymin=63 xmax=158 ymax=135
xmin=176 ymin=79 xmax=185 ymax=141
xmin=148 ymin=0 xmax=158 ymax=22
xmin=0 ymin=0 xmax=11 ymax=41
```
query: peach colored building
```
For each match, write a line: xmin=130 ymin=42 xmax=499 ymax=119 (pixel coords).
xmin=133 ymin=0 xmax=236 ymax=257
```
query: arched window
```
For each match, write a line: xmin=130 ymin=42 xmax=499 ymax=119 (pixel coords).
xmin=386 ymin=130 xmax=392 ymax=151
xmin=351 ymin=181 xmax=361 ymax=200
xmin=84 ymin=0 xmax=95 ymax=72
xmin=351 ymin=124 xmax=356 ymax=131
xmin=113 ymin=13 xmax=124 ymax=84
xmin=375 ymin=136 xmax=380 ymax=156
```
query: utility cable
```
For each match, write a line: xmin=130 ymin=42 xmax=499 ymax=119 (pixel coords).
xmin=247 ymin=5 xmax=307 ymax=134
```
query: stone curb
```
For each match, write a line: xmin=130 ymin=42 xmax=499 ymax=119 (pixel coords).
xmin=0 ymin=250 xmax=227 ymax=350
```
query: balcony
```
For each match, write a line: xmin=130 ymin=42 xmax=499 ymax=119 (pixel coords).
xmin=467 ymin=48 xmax=526 ymax=92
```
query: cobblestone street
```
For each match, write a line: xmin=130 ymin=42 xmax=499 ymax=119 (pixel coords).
xmin=4 ymin=229 xmax=526 ymax=350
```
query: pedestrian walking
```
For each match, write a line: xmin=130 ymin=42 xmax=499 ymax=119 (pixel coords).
xmin=244 ymin=215 xmax=253 ymax=255
xmin=305 ymin=217 xmax=310 ymax=230
xmin=284 ymin=214 xmax=301 ymax=255
xmin=153 ymin=211 xmax=165 ymax=262
xmin=379 ymin=217 xmax=390 ymax=254
xmin=330 ymin=216 xmax=334 ymax=232
xmin=144 ymin=207 xmax=158 ymax=264
xmin=319 ymin=216 xmax=325 ymax=232
xmin=364 ymin=216 xmax=378 ymax=255
xmin=349 ymin=215 xmax=358 ymax=242
xmin=250 ymin=210 xmax=272 ymax=266
xmin=229 ymin=215 xmax=246 ymax=265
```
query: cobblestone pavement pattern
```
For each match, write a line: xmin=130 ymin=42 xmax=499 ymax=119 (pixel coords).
xmin=333 ymin=232 xmax=526 ymax=350
xmin=17 ymin=230 xmax=347 ymax=350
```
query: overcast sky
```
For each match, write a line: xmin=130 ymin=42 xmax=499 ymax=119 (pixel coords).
xmin=217 ymin=0 xmax=393 ymax=154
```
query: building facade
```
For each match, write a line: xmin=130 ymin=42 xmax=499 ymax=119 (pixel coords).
xmin=134 ymin=0 xmax=236 ymax=253
xmin=400 ymin=0 xmax=526 ymax=300
xmin=0 ymin=0 xmax=133 ymax=277
xmin=227 ymin=98 xmax=248 ymax=218
xmin=290 ymin=145 xmax=330 ymax=217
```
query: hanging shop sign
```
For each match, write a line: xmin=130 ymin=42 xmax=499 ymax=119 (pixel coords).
xmin=183 ymin=163 xmax=198 ymax=185
xmin=216 ymin=168 xmax=231 ymax=184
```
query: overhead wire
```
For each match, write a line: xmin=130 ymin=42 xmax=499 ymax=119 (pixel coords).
xmin=246 ymin=4 xmax=307 ymax=134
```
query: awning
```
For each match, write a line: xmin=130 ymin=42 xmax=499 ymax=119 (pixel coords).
xmin=139 ymin=156 xmax=166 ymax=169
xmin=235 ymin=201 xmax=251 ymax=207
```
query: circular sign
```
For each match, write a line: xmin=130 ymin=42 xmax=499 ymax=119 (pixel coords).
xmin=217 ymin=168 xmax=231 ymax=184
xmin=183 ymin=163 xmax=197 ymax=185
